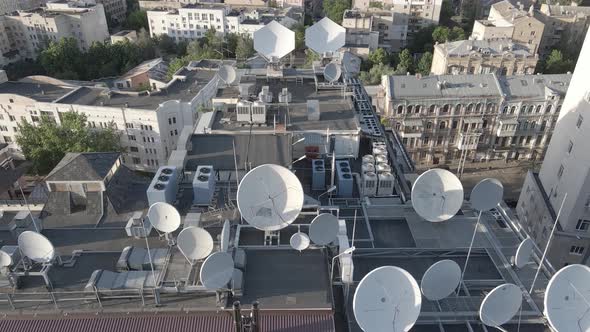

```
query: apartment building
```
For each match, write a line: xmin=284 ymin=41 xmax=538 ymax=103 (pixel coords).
xmin=0 ymin=61 xmax=220 ymax=172
xmin=1 ymin=1 xmax=109 ymax=61
xmin=346 ymin=0 xmax=442 ymax=51
xmin=380 ymin=73 xmax=570 ymax=167
xmin=94 ymin=0 xmax=128 ymax=24
xmin=536 ymin=3 xmax=590 ymax=57
xmin=0 ymin=0 xmax=46 ymax=16
xmin=471 ymin=0 xmax=544 ymax=54
xmin=431 ymin=39 xmax=538 ymax=76
xmin=516 ymin=29 xmax=590 ymax=267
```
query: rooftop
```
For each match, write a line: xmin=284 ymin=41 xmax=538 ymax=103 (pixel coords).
xmin=436 ymin=38 xmax=535 ymax=57
xmin=45 ymin=152 xmax=120 ymax=182
xmin=0 ymin=82 xmax=74 ymax=103
xmin=387 ymin=74 xmax=503 ymax=99
xmin=499 ymin=74 xmax=571 ymax=99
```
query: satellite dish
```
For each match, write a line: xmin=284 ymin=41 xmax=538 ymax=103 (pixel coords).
xmin=470 ymin=178 xmax=503 ymax=211
xmin=17 ymin=231 xmax=55 ymax=264
xmin=353 ymin=266 xmax=422 ymax=332
xmin=199 ymin=251 xmax=234 ymax=290
xmin=305 ymin=17 xmax=346 ymax=54
xmin=323 ymin=62 xmax=342 ymax=83
xmin=545 ymin=264 xmax=590 ymax=332
xmin=341 ymin=51 xmax=360 ymax=74
xmin=237 ymin=164 xmax=304 ymax=231
xmin=218 ymin=65 xmax=237 ymax=85
xmin=309 ymin=213 xmax=339 ymax=245
xmin=411 ymin=169 xmax=464 ymax=222
xmin=177 ymin=226 xmax=214 ymax=262
xmin=420 ymin=260 xmax=461 ymax=301
xmin=253 ymin=21 xmax=295 ymax=60
xmin=479 ymin=283 xmax=522 ymax=328
xmin=147 ymin=202 xmax=181 ymax=233
xmin=0 ymin=250 xmax=12 ymax=268
xmin=514 ymin=238 xmax=534 ymax=269
xmin=221 ymin=220 xmax=231 ymax=252
xmin=290 ymin=232 xmax=310 ymax=251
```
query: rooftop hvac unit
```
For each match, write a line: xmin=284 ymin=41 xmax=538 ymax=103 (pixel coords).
xmin=9 ymin=210 xmax=39 ymax=234
xmin=147 ymin=166 xmax=179 ymax=206
xmin=376 ymin=163 xmax=392 ymax=174
xmin=362 ymin=154 xmax=375 ymax=165
xmin=362 ymin=171 xmax=378 ymax=196
xmin=251 ymin=102 xmax=267 ymax=124
xmin=373 ymin=146 xmax=387 ymax=157
xmin=375 ymin=154 xmax=388 ymax=164
xmin=377 ymin=172 xmax=394 ymax=196
xmin=258 ymin=86 xmax=272 ymax=103
xmin=236 ymin=101 xmax=251 ymax=123
xmin=307 ymin=100 xmax=320 ymax=121
xmin=125 ymin=211 xmax=152 ymax=238
xmin=193 ymin=165 xmax=216 ymax=206
xmin=336 ymin=160 xmax=353 ymax=197
xmin=312 ymin=159 xmax=326 ymax=191
xmin=239 ymin=81 xmax=255 ymax=98
xmin=337 ymin=234 xmax=354 ymax=284
xmin=278 ymin=88 xmax=292 ymax=103
xmin=362 ymin=163 xmax=375 ymax=174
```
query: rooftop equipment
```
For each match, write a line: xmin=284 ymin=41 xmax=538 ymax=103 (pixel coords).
xmin=193 ymin=165 xmax=216 ymax=206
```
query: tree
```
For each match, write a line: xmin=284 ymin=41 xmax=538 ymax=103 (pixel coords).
xmin=409 ymin=25 xmax=435 ymax=53
xmin=359 ymin=63 xmax=395 ymax=85
xmin=124 ymin=10 xmax=149 ymax=31
xmin=225 ymin=33 xmax=239 ymax=57
xmin=235 ymin=34 xmax=255 ymax=60
xmin=166 ymin=57 xmax=188 ymax=80
xmin=449 ymin=27 xmax=466 ymax=41
xmin=542 ymin=49 xmax=575 ymax=74
xmin=440 ymin=0 xmax=455 ymax=26
xmin=395 ymin=49 xmax=414 ymax=74
xmin=432 ymin=26 xmax=450 ymax=43
xmin=155 ymin=35 xmax=177 ymax=55
xmin=304 ymin=49 xmax=320 ymax=68
xmin=16 ymin=112 xmax=122 ymax=175
xmin=323 ymin=0 xmax=351 ymax=24
xmin=39 ymin=38 xmax=83 ymax=78
xmin=293 ymin=23 xmax=306 ymax=50
xmin=368 ymin=48 xmax=388 ymax=66
xmin=416 ymin=52 xmax=433 ymax=75
xmin=5 ymin=59 xmax=46 ymax=81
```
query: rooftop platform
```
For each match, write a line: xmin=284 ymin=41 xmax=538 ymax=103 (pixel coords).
xmin=0 ymin=82 xmax=74 ymax=102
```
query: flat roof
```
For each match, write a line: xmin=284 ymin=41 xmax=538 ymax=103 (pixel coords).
xmin=387 ymin=74 xmax=503 ymax=100
xmin=499 ymin=74 xmax=571 ymax=99
xmin=0 ymin=82 xmax=74 ymax=102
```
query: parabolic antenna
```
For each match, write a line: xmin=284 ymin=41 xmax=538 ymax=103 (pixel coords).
xmin=177 ymin=226 xmax=214 ymax=262
xmin=353 ymin=266 xmax=422 ymax=332
xmin=544 ymin=264 xmax=590 ymax=332
xmin=290 ymin=232 xmax=310 ymax=251
xmin=323 ymin=62 xmax=342 ymax=83
xmin=305 ymin=17 xmax=346 ymax=54
xmin=253 ymin=21 xmax=295 ymax=60
xmin=470 ymin=178 xmax=503 ymax=211
xmin=420 ymin=259 xmax=461 ymax=301
xmin=199 ymin=251 xmax=234 ymax=290
xmin=309 ymin=213 xmax=339 ymax=245
xmin=237 ymin=164 xmax=304 ymax=231
xmin=479 ymin=283 xmax=522 ymax=327
xmin=411 ymin=169 xmax=464 ymax=222
xmin=0 ymin=250 xmax=12 ymax=268
xmin=514 ymin=238 xmax=534 ymax=269
xmin=218 ymin=65 xmax=237 ymax=85
xmin=147 ymin=202 xmax=181 ymax=233
xmin=221 ymin=220 xmax=231 ymax=252
xmin=341 ymin=51 xmax=361 ymax=74
xmin=17 ymin=231 xmax=55 ymax=264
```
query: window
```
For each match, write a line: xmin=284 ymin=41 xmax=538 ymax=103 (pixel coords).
xmin=577 ymin=115 xmax=583 ymax=129
xmin=170 ymin=130 xmax=174 ymax=136
xmin=576 ymin=219 xmax=590 ymax=232
xmin=128 ymin=135 xmax=136 ymax=141
xmin=132 ymin=157 xmax=141 ymax=164
xmin=557 ymin=164 xmax=564 ymax=179
xmin=130 ymin=147 xmax=139 ymax=152
xmin=172 ymin=117 xmax=176 ymax=124
xmin=570 ymin=246 xmax=585 ymax=255
xmin=3 ymin=136 xmax=12 ymax=143
xmin=568 ymin=140 xmax=573 ymax=154
xmin=439 ymin=121 xmax=446 ymax=129
xmin=174 ymin=129 xmax=178 ymax=135
xmin=546 ymin=104 xmax=552 ymax=113
xmin=126 ymin=123 xmax=133 ymax=129
xmin=9 ymin=115 xmax=15 ymax=121
xmin=397 ymin=105 xmax=404 ymax=114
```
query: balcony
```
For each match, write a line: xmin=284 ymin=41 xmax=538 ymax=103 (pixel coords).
xmin=496 ymin=119 xmax=518 ymax=137
xmin=457 ymin=131 xmax=482 ymax=150
xmin=398 ymin=119 xmax=424 ymax=138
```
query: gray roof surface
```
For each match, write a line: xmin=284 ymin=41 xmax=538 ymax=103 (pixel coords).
xmin=498 ymin=74 xmax=571 ymax=98
xmin=435 ymin=39 xmax=534 ymax=56
xmin=45 ymin=152 xmax=120 ymax=182
xmin=388 ymin=74 xmax=503 ymax=99
xmin=0 ymin=82 xmax=74 ymax=102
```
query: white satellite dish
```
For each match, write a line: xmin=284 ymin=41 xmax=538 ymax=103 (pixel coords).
xmin=237 ymin=164 xmax=304 ymax=231
xmin=353 ymin=266 xmax=422 ymax=332
xmin=221 ymin=220 xmax=231 ymax=252
xmin=479 ymin=283 xmax=522 ymax=328
xmin=253 ymin=21 xmax=295 ymax=60
xmin=199 ymin=251 xmax=234 ymax=290
xmin=177 ymin=226 xmax=214 ymax=262
xmin=323 ymin=62 xmax=342 ymax=83
xmin=218 ymin=65 xmax=237 ymax=85
xmin=0 ymin=250 xmax=12 ymax=268
xmin=147 ymin=202 xmax=181 ymax=234
xmin=290 ymin=232 xmax=310 ymax=251
xmin=309 ymin=213 xmax=339 ymax=245
xmin=545 ymin=264 xmax=590 ymax=332
xmin=470 ymin=178 xmax=503 ymax=211
xmin=341 ymin=51 xmax=361 ymax=74
xmin=420 ymin=260 xmax=461 ymax=301
xmin=514 ymin=237 xmax=534 ymax=269
xmin=411 ymin=169 xmax=464 ymax=222
xmin=17 ymin=231 xmax=55 ymax=264
xmin=305 ymin=17 xmax=346 ymax=54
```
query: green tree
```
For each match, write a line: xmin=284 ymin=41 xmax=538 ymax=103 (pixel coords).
xmin=323 ymin=0 xmax=351 ymax=24
xmin=440 ymin=0 xmax=455 ymax=26
xmin=368 ymin=48 xmax=388 ymax=66
xmin=432 ymin=26 xmax=450 ymax=43
xmin=416 ymin=52 xmax=433 ymax=75
xmin=304 ymin=49 xmax=320 ymax=68
xmin=5 ymin=59 xmax=46 ymax=80
xmin=16 ymin=113 xmax=122 ymax=175
xmin=293 ymin=23 xmax=306 ymax=50
xmin=124 ymin=10 xmax=149 ymax=31
xmin=166 ymin=57 xmax=188 ymax=80
xmin=449 ymin=27 xmax=466 ymax=41
xmin=359 ymin=63 xmax=395 ymax=85
xmin=235 ymin=34 xmax=255 ymax=60
xmin=39 ymin=38 xmax=83 ymax=78
xmin=155 ymin=35 xmax=178 ymax=55
xmin=409 ymin=25 xmax=435 ymax=53
xmin=542 ymin=49 xmax=575 ymax=74
xmin=225 ymin=33 xmax=239 ymax=57
xmin=395 ymin=49 xmax=414 ymax=74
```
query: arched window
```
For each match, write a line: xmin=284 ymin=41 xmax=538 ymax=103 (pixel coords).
xmin=407 ymin=105 xmax=413 ymax=113
xmin=510 ymin=106 xmax=516 ymax=114
xmin=486 ymin=103 xmax=494 ymax=112
xmin=442 ymin=104 xmax=450 ymax=113
xmin=476 ymin=103 xmax=482 ymax=113
xmin=415 ymin=105 xmax=421 ymax=113
xmin=426 ymin=122 xmax=433 ymax=129
xmin=523 ymin=121 xmax=529 ymax=129
xmin=467 ymin=104 xmax=474 ymax=113
xmin=455 ymin=104 xmax=462 ymax=114
xmin=545 ymin=104 xmax=552 ymax=113
xmin=528 ymin=105 xmax=534 ymax=113
xmin=429 ymin=105 xmax=436 ymax=113
xmin=439 ymin=121 xmax=447 ymax=129
xmin=397 ymin=105 xmax=404 ymax=114
xmin=536 ymin=105 xmax=542 ymax=113
xmin=521 ymin=105 xmax=527 ymax=113
xmin=556 ymin=105 xmax=562 ymax=113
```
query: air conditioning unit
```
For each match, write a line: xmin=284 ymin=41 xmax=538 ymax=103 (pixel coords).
xmin=236 ymin=101 xmax=252 ymax=123
xmin=147 ymin=166 xmax=179 ymax=206
xmin=312 ymin=159 xmax=326 ymax=191
xmin=258 ymin=86 xmax=272 ymax=103
xmin=336 ymin=160 xmax=353 ymax=197
xmin=375 ymin=154 xmax=388 ymax=164
xmin=193 ymin=165 xmax=216 ymax=206
xmin=251 ymin=102 xmax=267 ymax=124
xmin=362 ymin=154 xmax=375 ymax=165
xmin=362 ymin=163 xmax=375 ymax=174
xmin=377 ymin=172 xmax=395 ymax=196
xmin=278 ymin=88 xmax=292 ymax=103
xmin=376 ymin=162 xmax=392 ymax=174
xmin=362 ymin=171 xmax=378 ymax=196
xmin=125 ymin=211 xmax=152 ymax=238
xmin=373 ymin=146 xmax=387 ymax=157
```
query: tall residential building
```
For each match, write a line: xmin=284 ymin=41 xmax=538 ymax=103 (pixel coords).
xmin=0 ymin=0 xmax=46 ymax=15
xmin=346 ymin=0 xmax=442 ymax=51
xmin=94 ymin=0 xmax=128 ymax=25
xmin=471 ymin=0 xmax=544 ymax=54
xmin=431 ymin=39 xmax=538 ymax=76
xmin=516 ymin=29 xmax=590 ymax=267
xmin=536 ymin=3 xmax=590 ymax=57
xmin=379 ymin=73 xmax=570 ymax=167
